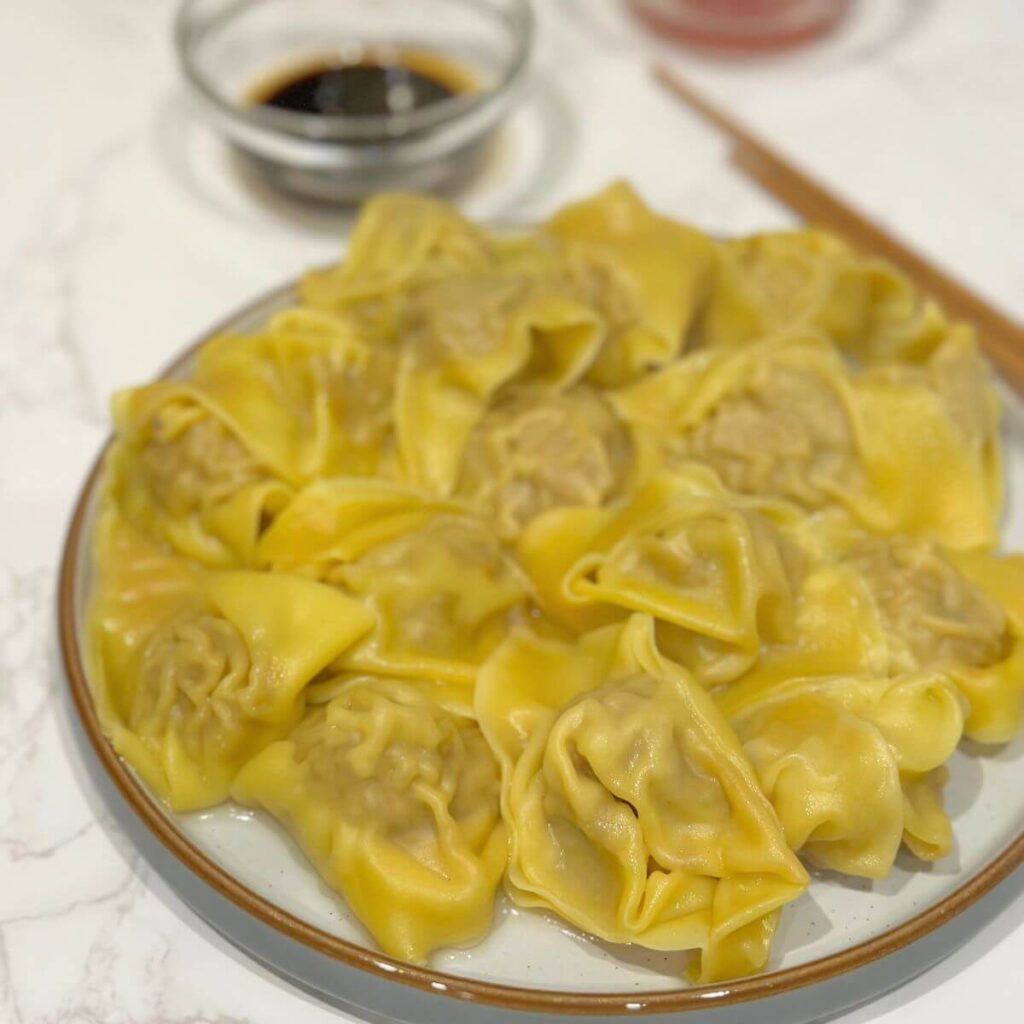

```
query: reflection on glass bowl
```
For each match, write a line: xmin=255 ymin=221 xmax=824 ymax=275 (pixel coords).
xmin=176 ymin=0 xmax=535 ymax=203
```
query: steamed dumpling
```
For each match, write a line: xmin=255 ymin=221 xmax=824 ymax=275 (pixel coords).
xmin=89 ymin=511 xmax=374 ymax=811
xmin=232 ymin=676 xmax=508 ymax=963
xmin=719 ymin=670 xmax=964 ymax=876
xmin=614 ymin=333 xmax=1000 ymax=549
xmin=942 ymin=549 xmax=1024 ymax=743
xmin=727 ymin=526 xmax=1021 ymax=746
xmin=681 ymin=345 xmax=861 ymax=510
xmin=109 ymin=384 xmax=290 ymax=567
xmin=456 ymin=385 xmax=633 ymax=540
xmin=518 ymin=471 xmax=800 ymax=683
xmin=842 ymin=535 xmax=1008 ymax=670
xmin=546 ymin=182 xmax=717 ymax=385
xmin=109 ymin=306 xmax=401 ymax=566
xmin=259 ymin=479 xmax=527 ymax=685
xmin=697 ymin=228 xmax=948 ymax=364
xmin=393 ymin=272 xmax=605 ymax=494
xmin=476 ymin=615 xmax=808 ymax=982
xmin=802 ymin=531 xmax=1024 ymax=743
xmin=300 ymin=192 xmax=494 ymax=336
xmin=193 ymin=307 xmax=399 ymax=480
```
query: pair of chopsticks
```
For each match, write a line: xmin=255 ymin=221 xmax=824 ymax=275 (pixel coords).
xmin=654 ymin=66 xmax=1024 ymax=391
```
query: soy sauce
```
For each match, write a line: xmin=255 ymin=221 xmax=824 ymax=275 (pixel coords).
xmin=249 ymin=49 xmax=476 ymax=118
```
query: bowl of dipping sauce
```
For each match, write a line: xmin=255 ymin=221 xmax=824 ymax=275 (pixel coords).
xmin=175 ymin=0 xmax=535 ymax=202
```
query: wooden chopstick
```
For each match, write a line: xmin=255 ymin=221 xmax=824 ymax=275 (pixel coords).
xmin=654 ymin=65 xmax=1024 ymax=391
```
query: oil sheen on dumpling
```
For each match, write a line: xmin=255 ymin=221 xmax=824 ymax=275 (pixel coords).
xmin=518 ymin=472 xmax=800 ymax=684
xmin=456 ymin=385 xmax=633 ymax=540
xmin=258 ymin=479 xmax=527 ymax=685
xmin=88 ymin=511 xmax=374 ymax=811
xmin=231 ymin=677 xmax=507 ymax=964
xmin=546 ymin=182 xmax=717 ymax=385
xmin=193 ymin=307 xmax=399 ymax=480
xmin=476 ymin=614 xmax=808 ymax=982
xmin=724 ymin=558 xmax=889 ymax=694
xmin=860 ymin=326 xmax=1001 ymax=499
xmin=719 ymin=670 xmax=964 ymax=876
xmin=613 ymin=333 xmax=1000 ymax=549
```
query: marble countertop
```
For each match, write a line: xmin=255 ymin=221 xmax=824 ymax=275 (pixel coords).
xmin=2 ymin=0 xmax=1022 ymax=1020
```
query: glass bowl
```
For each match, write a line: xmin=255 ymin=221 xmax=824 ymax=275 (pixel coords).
xmin=175 ymin=0 xmax=535 ymax=203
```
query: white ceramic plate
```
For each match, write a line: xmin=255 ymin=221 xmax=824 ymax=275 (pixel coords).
xmin=59 ymin=281 xmax=1024 ymax=1024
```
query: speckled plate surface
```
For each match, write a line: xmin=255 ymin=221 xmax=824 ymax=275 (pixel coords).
xmin=59 ymin=282 xmax=1024 ymax=1024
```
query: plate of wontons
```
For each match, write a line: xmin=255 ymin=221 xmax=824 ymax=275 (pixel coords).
xmin=59 ymin=183 xmax=1024 ymax=1024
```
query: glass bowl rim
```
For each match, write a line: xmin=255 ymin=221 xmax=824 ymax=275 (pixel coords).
xmin=174 ymin=0 xmax=536 ymax=144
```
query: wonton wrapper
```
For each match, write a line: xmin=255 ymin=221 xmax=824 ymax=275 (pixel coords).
xmin=789 ymin=529 xmax=1023 ymax=745
xmin=697 ymin=228 xmax=948 ymax=364
xmin=231 ymin=676 xmax=508 ymax=964
xmin=841 ymin=536 xmax=1009 ymax=671
xmin=726 ymin=560 xmax=891 ymax=693
xmin=613 ymin=333 xmax=1000 ymax=549
xmin=300 ymin=193 xmax=494 ymax=336
xmin=259 ymin=479 xmax=527 ymax=686
xmin=475 ymin=614 xmax=808 ymax=982
xmin=546 ymin=182 xmax=717 ymax=385
xmin=193 ymin=308 xmax=398 ymax=480
xmin=518 ymin=472 xmax=800 ymax=684
xmin=719 ymin=670 xmax=964 ymax=877
xmin=109 ymin=306 xmax=404 ymax=567
xmin=109 ymin=385 xmax=290 ymax=568
xmin=943 ymin=549 xmax=1024 ymax=743
xmin=456 ymin=385 xmax=634 ymax=540
xmin=394 ymin=275 xmax=605 ymax=494
xmin=88 ymin=511 xmax=373 ymax=811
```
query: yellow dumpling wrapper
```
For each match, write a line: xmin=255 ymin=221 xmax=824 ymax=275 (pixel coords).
xmin=259 ymin=478 xmax=527 ymax=686
xmin=547 ymin=181 xmax=717 ymax=385
xmin=900 ymin=768 xmax=953 ymax=861
xmin=726 ymin=561 xmax=890 ymax=693
xmin=475 ymin=614 xmax=808 ymax=982
xmin=305 ymin=670 xmax=477 ymax=720
xmin=518 ymin=472 xmax=800 ymax=684
xmin=945 ymin=549 xmax=1024 ymax=743
xmin=192 ymin=309 xmax=398 ymax=481
xmin=720 ymin=670 xmax=964 ymax=876
xmin=613 ymin=332 xmax=1000 ymax=549
xmin=300 ymin=192 xmax=494 ymax=335
xmin=394 ymin=278 xmax=605 ymax=494
xmin=109 ymin=385 xmax=292 ymax=568
xmin=88 ymin=511 xmax=375 ymax=811
xmin=727 ymin=523 xmax=1018 ymax=744
xmin=698 ymin=228 xmax=949 ymax=364
xmin=456 ymin=384 xmax=634 ymax=540
xmin=232 ymin=677 xmax=508 ymax=963
xmin=868 ymin=326 xmax=1002 ymax=500
xmin=109 ymin=305 xmax=407 ymax=565
xmin=801 ymin=531 xmax=1020 ymax=744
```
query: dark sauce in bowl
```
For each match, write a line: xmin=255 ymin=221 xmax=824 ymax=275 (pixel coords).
xmin=249 ymin=49 xmax=478 ymax=117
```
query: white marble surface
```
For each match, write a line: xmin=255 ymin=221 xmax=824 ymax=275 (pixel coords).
xmin=1 ymin=0 xmax=1023 ymax=1020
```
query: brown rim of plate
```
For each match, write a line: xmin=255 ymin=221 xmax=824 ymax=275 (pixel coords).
xmin=57 ymin=276 xmax=1024 ymax=1017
